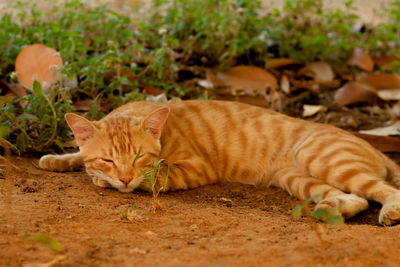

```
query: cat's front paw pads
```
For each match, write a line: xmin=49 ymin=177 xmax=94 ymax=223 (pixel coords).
xmin=315 ymin=194 xmax=368 ymax=219
xmin=379 ymin=204 xmax=400 ymax=226
xmin=92 ymin=177 xmax=111 ymax=188
xmin=379 ymin=193 xmax=400 ymax=225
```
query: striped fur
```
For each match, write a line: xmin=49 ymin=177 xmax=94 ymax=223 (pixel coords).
xmin=39 ymin=100 xmax=400 ymax=225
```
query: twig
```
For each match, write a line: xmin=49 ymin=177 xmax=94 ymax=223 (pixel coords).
xmin=39 ymin=255 xmax=67 ymax=267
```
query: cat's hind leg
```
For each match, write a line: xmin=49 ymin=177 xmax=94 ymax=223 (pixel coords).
xmin=272 ymin=167 xmax=368 ymax=219
xmin=311 ymin=164 xmax=400 ymax=225
xmin=328 ymin=173 xmax=400 ymax=225
xmin=39 ymin=152 xmax=83 ymax=172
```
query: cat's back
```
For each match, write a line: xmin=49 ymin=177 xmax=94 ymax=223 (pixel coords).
xmin=106 ymin=101 xmax=168 ymax=118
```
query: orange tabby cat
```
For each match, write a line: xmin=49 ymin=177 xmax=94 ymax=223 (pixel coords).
xmin=39 ymin=100 xmax=400 ymax=225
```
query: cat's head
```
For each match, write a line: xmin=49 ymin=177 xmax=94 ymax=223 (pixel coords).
xmin=65 ymin=107 xmax=169 ymax=193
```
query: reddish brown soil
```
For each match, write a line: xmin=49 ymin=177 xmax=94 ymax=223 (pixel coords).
xmin=1 ymin=157 xmax=400 ymax=267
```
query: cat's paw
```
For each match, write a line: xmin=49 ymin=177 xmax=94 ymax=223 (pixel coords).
xmin=39 ymin=154 xmax=81 ymax=172
xmin=379 ymin=193 xmax=400 ymax=226
xmin=92 ymin=177 xmax=111 ymax=188
xmin=315 ymin=194 xmax=368 ymax=219
xmin=39 ymin=155 xmax=64 ymax=171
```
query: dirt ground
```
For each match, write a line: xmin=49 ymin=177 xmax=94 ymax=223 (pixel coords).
xmin=1 ymin=156 xmax=400 ymax=267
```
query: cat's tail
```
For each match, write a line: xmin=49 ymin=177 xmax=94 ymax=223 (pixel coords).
xmin=39 ymin=152 xmax=83 ymax=172
xmin=382 ymin=153 xmax=400 ymax=188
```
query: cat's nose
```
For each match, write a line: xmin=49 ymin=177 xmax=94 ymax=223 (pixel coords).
xmin=119 ymin=177 xmax=132 ymax=186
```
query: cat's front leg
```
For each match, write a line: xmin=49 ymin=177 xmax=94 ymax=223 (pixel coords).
xmin=39 ymin=152 xmax=83 ymax=172
xmin=378 ymin=192 xmax=400 ymax=225
xmin=92 ymin=177 xmax=111 ymax=188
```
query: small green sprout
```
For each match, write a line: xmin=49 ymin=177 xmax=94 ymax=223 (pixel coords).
xmin=292 ymin=193 xmax=344 ymax=225
xmin=33 ymin=233 xmax=63 ymax=252
xmin=135 ymin=146 xmax=142 ymax=161
xmin=140 ymin=158 xmax=170 ymax=211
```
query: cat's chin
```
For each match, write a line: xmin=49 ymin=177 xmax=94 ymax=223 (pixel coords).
xmin=117 ymin=187 xmax=135 ymax=193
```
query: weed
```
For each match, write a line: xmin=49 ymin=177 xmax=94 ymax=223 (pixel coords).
xmin=140 ymin=158 xmax=170 ymax=211
xmin=33 ymin=233 xmax=63 ymax=252
xmin=292 ymin=193 xmax=345 ymax=225
xmin=121 ymin=202 xmax=143 ymax=222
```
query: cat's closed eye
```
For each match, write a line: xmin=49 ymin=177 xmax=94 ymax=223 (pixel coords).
xmin=100 ymin=158 xmax=114 ymax=163
xmin=133 ymin=154 xmax=145 ymax=165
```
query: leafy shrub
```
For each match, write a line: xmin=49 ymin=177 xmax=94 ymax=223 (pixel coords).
xmin=0 ymin=0 xmax=399 ymax=152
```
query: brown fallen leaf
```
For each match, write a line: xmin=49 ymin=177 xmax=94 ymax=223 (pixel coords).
xmin=347 ymin=47 xmax=374 ymax=71
xmin=361 ymin=73 xmax=400 ymax=90
xmin=142 ymin=84 xmax=164 ymax=96
xmin=15 ymin=44 xmax=63 ymax=92
xmin=334 ymin=81 xmax=378 ymax=106
xmin=9 ymin=84 xmax=27 ymax=99
xmin=73 ymin=99 xmax=93 ymax=111
xmin=212 ymin=65 xmax=278 ymax=95
xmin=265 ymin=58 xmax=300 ymax=69
xmin=373 ymin=55 xmax=400 ymax=69
xmin=298 ymin=62 xmax=334 ymax=83
xmin=0 ymin=79 xmax=28 ymax=107
xmin=353 ymin=132 xmax=400 ymax=153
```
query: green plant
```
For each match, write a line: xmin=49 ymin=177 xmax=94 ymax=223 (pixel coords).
xmin=33 ymin=233 xmax=63 ymax=252
xmin=0 ymin=0 xmax=399 ymax=153
xmin=121 ymin=202 xmax=143 ymax=221
xmin=140 ymin=158 xmax=170 ymax=210
xmin=1 ymin=81 xmax=73 ymax=152
xmin=269 ymin=0 xmax=362 ymax=61
xmin=292 ymin=193 xmax=345 ymax=225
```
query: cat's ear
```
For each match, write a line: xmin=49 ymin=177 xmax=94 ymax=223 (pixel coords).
xmin=142 ymin=107 xmax=170 ymax=139
xmin=65 ymin=113 xmax=97 ymax=146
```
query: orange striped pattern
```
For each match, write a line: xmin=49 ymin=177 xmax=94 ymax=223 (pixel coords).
xmin=39 ymin=100 xmax=400 ymax=225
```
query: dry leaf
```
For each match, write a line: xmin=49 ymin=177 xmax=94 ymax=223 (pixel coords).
xmin=352 ymin=132 xmax=400 ymax=152
xmin=265 ymin=58 xmax=300 ymax=69
xmin=302 ymin=105 xmax=327 ymax=117
xmin=298 ymin=62 xmax=334 ymax=83
xmin=280 ymin=74 xmax=290 ymax=94
xmin=146 ymin=93 xmax=168 ymax=103
xmin=73 ymin=99 xmax=94 ymax=111
xmin=347 ymin=48 xmax=374 ymax=71
xmin=205 ymin=70 xmax=226 ymax=88
xmin=197 ymin=79 xmax=214 ymax=89
xmin=373 ymin=55 xmax=400 ymax=69
xmin=361 ymin=73 xmax=400 ymax=90
xmin=212 ymin=65 xmax=278 ymax=95
xmin=15 ymin=44 xmax=63 ymax=92
xmin=377 ymin=89 xmax=400 ymax=101
xmin=142 ymin=84 xmax=164 ymax=96
xmin=392 ymin=102 xmax=400 ymax=117
xmin=334 ymin=82 xmax=378 ymax=106
xmin=360 ymin=124 xmax=400 ymax=138
xmin=10 ymin=84 xmax=28 ymax=107
xmin=0 ymin=79 xmax=28 ymax=107
xmin=359 ymin=121 xmax=400 ymax=136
